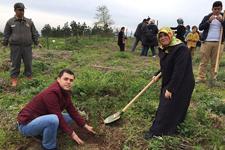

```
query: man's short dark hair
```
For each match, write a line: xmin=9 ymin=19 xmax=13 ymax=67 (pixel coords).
xmin=58 ymin=69 xmax=75 ymax=78
xmin=213 ymin=1 xmax=222 ymax=8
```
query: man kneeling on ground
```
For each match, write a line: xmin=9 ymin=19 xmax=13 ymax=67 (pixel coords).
xmin=17 ymin=69 xmax=96 ymax=150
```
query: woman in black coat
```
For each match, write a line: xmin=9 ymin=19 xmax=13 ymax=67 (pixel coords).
xmin=118 ymin=27 xmax=126 ymax=51
xmin=144 ymin=27 xmax=195 ymax=139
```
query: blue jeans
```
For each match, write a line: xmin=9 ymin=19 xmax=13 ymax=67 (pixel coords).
xmin=18 ymin=113 xmax=73 ymax=149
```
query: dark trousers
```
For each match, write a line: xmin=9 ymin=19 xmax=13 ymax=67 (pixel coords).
xmin=131 ymin=37 xmax=140 ymax=52
xmin=150 ymin=46 xmax=156 ymax=56
xmin=119 ymin=43 xmax=125 ymax=51
xmin=141 ymin=46 xmax=149 ymax=56
xmin=10 ymin=45 xmax=32 ymax=78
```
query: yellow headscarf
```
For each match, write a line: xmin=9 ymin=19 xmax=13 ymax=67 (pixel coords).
xmin=158 ymin=27 xmax=182 ymax=50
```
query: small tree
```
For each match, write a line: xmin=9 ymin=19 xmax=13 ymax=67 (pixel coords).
xmin=50 ymin=25 xmax=62 ymax=37
xmin=70 ymin=21 xmax=78 ymax=36
xmin=62 ymin=22 xmax=71 ymax=37
xmin=94 ymin=5 xmax=114 ymax=35
xmin=81 ymin=22 xmax=87 ymax=36
xmin=41 ymin=24 xmax=52 ymax=37
xmin=92 ymin=24 xmax=103 ymax=35
xmin=41 ymin=24 xmax=52 ymax=49
xmin=77 ymin=22 xmax=82 ymax=36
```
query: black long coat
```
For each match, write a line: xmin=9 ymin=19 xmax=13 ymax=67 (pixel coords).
xmin=117 ymin=31 xmax=125 ymax=46
xmin=148 ymin=24 xmax=159 ymax=47
xmin=134 ymin=22 xmax=144 ymax=40
xmin=141 ymin=23 xmax=154 ymax=46
xmin=149 ymin=43 xmax=195 ymax=136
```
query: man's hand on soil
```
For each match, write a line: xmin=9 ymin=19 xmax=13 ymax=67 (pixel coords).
xmin=71 ymin=131 xmax=84 ymax=145
xmin=84 ymin=124 xmax=96 ymax=134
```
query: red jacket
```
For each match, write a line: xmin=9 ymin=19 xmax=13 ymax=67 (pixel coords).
xmin=17 ymin=81 xmax=85 ymax=136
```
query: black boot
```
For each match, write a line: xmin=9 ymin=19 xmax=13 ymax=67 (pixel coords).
xmin=144 ymin=131 xmax=154 ymax=140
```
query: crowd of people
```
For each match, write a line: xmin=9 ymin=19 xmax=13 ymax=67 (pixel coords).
xmin=129 ymin=17 xmax=159 ymax=57
xmin=118 ymin=17 xmax=203 ymax=58
xmin=1 ymin=1 xmax=225 ymax=150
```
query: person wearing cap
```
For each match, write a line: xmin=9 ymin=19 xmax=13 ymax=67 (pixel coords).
xmin=196 ymin=1 xmax=225 ymax=85
xmin=17 ymin=69 xmax=96 ymax=150
xmin=171 ymin=18 xmax=186 ymax=42
xmin=144 ymin=27 xmax=195 ymax=139
xmin=2 ymin=2 xmax=42 ymax=87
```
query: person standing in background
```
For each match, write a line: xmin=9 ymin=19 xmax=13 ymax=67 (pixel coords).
xmin=171 ymin=18 xmax=186 ymax=42
xmin=186 ymin=26 xmax=200 ymax=57
xmin=148 ymin=19 xmax=159 ymax=57
xmin=118 ymin=27 xmax=126 ymax=51
xmin=131 ymin=17 xmax=151 ymax=52
xmin=184 ymin=25 xmax=191 ymax=39
xmin=196 ymin=1 xmax=225 ymax=84
xmin=2 ymin=2 xmax=42 ymax=87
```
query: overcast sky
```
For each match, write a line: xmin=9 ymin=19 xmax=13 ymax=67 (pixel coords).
xmin=0 ymin=0 xmax=222 ymax=34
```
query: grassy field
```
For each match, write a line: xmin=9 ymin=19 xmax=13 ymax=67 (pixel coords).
xmin=0 ymin=36 xmax=225 ymax=150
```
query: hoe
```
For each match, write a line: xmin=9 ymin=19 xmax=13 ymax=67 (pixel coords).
xmin=104 ymin=72 xmax=161 ymax=124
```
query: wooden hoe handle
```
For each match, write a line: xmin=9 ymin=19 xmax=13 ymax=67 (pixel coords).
xmin=122 ymin=72 xmax=162 ymax=112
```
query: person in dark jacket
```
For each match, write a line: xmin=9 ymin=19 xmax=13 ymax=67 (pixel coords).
xmin=118 ymin=27 xmax=126 ymax=51
xmin=184 ymin=25 xmax=191 ymax=39
xmin=131 ymin=17 xmax=150 ymax=52
xmin=140 ymin=19 xmax=152 ymax=56
xmin=171 ymin=18 xmax=186 ymax=42
xmin=144 ymin=27 xmax=195 ymax=139
xmin=2 ymin=3 xmax=42 ymax=87
xmin=148 ymin=19 xmax=159 ymax=57
xmin=17 ymin=69 xmax=96 ymax=150
xmin=196 ymin=1 xmax=225 ymax=85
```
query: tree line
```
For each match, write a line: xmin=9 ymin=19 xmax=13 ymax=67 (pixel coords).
xmin=41 ymin=21 xmax=113 ymax=37
xmin=41 ymin=5 xmax=114 ymax=38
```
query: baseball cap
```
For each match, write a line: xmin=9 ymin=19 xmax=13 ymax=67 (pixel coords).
xmin=14 ymin=2 xmax=25 ymax=9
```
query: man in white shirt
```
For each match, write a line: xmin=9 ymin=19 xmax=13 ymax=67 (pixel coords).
xmin=196 ymin=1 xmax=225 ymax=85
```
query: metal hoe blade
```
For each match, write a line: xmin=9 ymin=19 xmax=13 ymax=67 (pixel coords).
xmin=104 ymin=111 xmax=122 ymax=124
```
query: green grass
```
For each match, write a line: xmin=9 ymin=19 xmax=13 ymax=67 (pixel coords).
xmin=0 ymin=37 xmax=225 ymax=149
